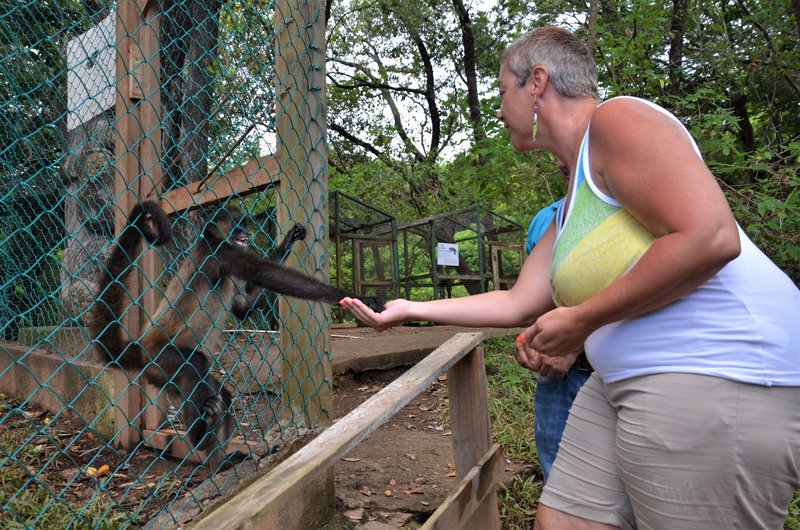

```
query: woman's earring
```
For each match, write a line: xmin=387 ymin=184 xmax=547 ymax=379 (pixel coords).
xmin=532 ymin=105 xmax=539 ymax=142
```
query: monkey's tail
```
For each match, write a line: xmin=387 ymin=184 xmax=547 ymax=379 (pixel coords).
xmin=90 ymin=201 xmax=172 ymax=368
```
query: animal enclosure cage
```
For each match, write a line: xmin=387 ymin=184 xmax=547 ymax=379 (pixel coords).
xmin=330 ymin=190 xmax=399 ymax=317
xmin=0 ymin=0 xmax=335 ymax=527
xmin=397 ymin=205 xmax=525 ymax=301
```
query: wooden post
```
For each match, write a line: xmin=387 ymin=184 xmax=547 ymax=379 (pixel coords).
xmin=273 ymin=2 xmax=334 ymax=520
xmin=275 ymin=0 xmax=331 ymax=428
xmin=447 ymin=345 xmax=501 ymax=529
xmin=114 ymin=0 xmax=163 ymax=448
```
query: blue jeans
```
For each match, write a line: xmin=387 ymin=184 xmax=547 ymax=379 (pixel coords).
xmin=534 ymin=367 xmax=592 ymax=483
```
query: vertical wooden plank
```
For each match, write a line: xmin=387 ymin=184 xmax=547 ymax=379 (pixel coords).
xmin=114 ymin=0 xmax=143 ymax=449
xmin=135 ymin=1 xmax=163 ymax=321
xmin=275 ymin=0 xmax=331 ymax=429
xmin=273 ymin=3 xmax=334 ymax=519
xmin=354 ymin=240 xmax=363 ymax=297
xmin=113 ymin=0 xmax=163 ymax=447
xmin=113 ymin=368 xmax=141 ymax=448
xmin=447 ymin=346 xmax=501 ymax=529
xmin=135 ymin=0 xmax=166 ymax=432
xmin=491 ymin=246 xmax=500 ymax=290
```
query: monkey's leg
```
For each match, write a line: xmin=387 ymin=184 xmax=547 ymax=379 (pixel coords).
xmin=153 ymin=345 xmax=237 ymax=470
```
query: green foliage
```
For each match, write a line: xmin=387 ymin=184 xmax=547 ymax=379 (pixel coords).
xmin=0 ymin=0 xmax=85 ymax=183
xmin=0 ymin=428 xmax=126 ymax=530
xmin=593 ymin=3 xmax=673 ymax=98
xmin=211 ymin=0 xmax=277 ymax=167
xmin=483 ymin=335 xmax=541 ymax=528
xmin=329 ymin=0 xmax=800 ymax=284
xmin=725 ymin=162 xmax=800 ymax=283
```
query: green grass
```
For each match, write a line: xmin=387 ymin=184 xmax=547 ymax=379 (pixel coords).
xmin=0 ymin=427 xmax=127 ymax=530
xmin=481 ymin=335 xmax=800 ymax=530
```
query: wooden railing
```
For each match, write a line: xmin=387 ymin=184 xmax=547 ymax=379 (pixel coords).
xmin=191 ymin=331 xmax=502 ymax=530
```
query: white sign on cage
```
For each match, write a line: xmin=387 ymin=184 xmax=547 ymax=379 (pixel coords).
xmin=437 ymin=242 xmax=459 ymax=267
xmin=66 ymin=13 xmax=115 ymax=130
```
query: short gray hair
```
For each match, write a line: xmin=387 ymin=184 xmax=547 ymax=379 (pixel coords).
xmin=502 ymin=27 xmax=598 ymax=99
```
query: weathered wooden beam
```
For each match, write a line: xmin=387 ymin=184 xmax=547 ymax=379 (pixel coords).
xmin=447 ymin=345 xmax=501 ymax=529
xmin=421 ymin=443 xmax=505 ymax=530
xmin=114 ymin=0 xmax=162 ymax=449
xmin=142 ymin=428 xmax=253 ymax=462
xmin=157 ymin=155 xmax=281 ymax=216
xmin=275 ymin=0 xmax=330 ymax=430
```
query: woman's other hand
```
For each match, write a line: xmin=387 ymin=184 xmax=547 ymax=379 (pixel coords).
xmin=518 ymin=306 xmax=589 ymax=359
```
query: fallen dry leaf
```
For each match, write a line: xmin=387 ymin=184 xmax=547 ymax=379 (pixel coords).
xmin=402 ymin=488 xmax=425 ymax=495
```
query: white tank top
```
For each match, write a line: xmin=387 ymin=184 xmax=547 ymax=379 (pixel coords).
xmin=568 ymin=97 xmax=800 ymax=386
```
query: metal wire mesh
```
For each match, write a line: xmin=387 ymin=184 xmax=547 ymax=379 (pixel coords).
xmin=0 ymin=0 xmax=330 ymax=527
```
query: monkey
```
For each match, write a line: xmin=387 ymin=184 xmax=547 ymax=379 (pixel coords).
xmin=228 ymin=216 xmax=308 ymax=321
xmin=91 ymin=201 xmax=381 ymax=471
xmin=226 ymin=212 xmax=384 ymax=321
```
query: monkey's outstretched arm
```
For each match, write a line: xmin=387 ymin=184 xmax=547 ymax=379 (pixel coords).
xmin=219 ymin=244 xmax=350 ymax=305
xmin=230 ymin=223 xmax=309 ymax=319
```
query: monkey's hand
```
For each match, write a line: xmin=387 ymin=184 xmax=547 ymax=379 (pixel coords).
xmin=287 ymin=223 xmax=307 ymax=243
xmin=202 ymin=395 xmax=229 ymax=423
xmin=340 ymin=297 xmax=408 ymax=331
xmin=360 ymin=296 xmax=386 ymax=313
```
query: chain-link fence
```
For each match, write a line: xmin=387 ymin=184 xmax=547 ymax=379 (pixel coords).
xmin=397 ymin=205 xmax=524 ymax=301
xmin=0 ymin=0 xmax=331 ymax=527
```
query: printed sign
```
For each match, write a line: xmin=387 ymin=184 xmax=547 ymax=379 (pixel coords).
xmin=437 ymin=242 xmax=459 ymax=266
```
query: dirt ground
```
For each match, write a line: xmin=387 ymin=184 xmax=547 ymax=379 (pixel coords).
xmin=332 ymin=366 xmax=457 ymax=527
xmin=328 ymin=324 xmax=521 ymax=529
xmin=0 ymin=325 xmax=520 ymax=528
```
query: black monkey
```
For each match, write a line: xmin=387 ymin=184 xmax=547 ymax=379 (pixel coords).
xmin=92 ymin=201 xmax=378 ymax=470
xmin=226 ymin=213 xmax=384 ymax=320
xmin=228 ymin=217 xmax=308 ymax=321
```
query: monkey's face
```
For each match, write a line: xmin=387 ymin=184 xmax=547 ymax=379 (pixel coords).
xmin=231 ymin=223 xmax=250 ymax=248
xmin=208 ymin=207 xmax=251 ymax=248
xmin=227 ymin=209 xmax=251 ymax=248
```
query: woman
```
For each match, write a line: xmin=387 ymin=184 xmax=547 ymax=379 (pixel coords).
xmin=342 ymin=26 xmax=800 ymax=530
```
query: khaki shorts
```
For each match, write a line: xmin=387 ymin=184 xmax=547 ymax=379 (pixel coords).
xmin=540 ymin=372 xmax=800 ymax=530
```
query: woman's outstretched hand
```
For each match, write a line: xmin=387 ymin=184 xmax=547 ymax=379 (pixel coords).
xmin=340 ymin=297 xmax=411 ymax=332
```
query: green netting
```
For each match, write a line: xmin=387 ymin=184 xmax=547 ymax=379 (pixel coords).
xmin=0 ymin=0 xmax=331 ymax=527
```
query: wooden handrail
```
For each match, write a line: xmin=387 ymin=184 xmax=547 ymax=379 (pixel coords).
xmin=191 ymin=331 xmax=501 ymax=530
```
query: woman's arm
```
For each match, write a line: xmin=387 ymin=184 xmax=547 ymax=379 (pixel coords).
xmin=521 ymin=98 xmax=741 ymax=356
xmin=343 ymin=224 xmax=558 ymax=331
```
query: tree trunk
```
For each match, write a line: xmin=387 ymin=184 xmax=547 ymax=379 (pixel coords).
xmin=667 ymin=0 xmax=688 ymax=95
xmin=451 ymin=0 xmax=484 ymax=146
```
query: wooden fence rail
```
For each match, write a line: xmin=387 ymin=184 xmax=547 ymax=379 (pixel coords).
xmin=191 ymin=331 xmax=502 ymax=530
